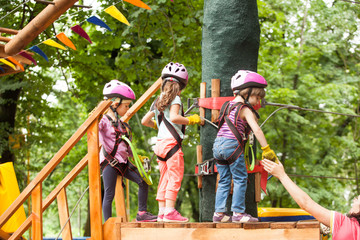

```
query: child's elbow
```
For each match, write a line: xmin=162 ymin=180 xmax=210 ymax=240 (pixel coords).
xmin=141 ymin=117 xmax=147 ymax=126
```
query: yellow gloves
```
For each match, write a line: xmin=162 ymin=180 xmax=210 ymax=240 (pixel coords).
xmin=152 ymin=120 xmax=158 ymax=130
xmin=261 ymin=145 xmax=279 ymax=163
xmin=186 ymin=114 xmax=201 ymax=125
xmin=137 ymin=155 xmax=149 ymax=163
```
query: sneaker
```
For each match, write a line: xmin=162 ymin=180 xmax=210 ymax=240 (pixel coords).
xmin=136 ymin=212 xmax=158 ymax=222
xmin=213 ymin=213 xmax=232 ymax=223
xmin=157 ymin=214 xmax=164 ymax=222
xmin=232 ymin=213 xmax=258 ymax=223
xmin=163 ymin=209 xmax=189 ymax=223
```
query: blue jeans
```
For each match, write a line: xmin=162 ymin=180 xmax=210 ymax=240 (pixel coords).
xmin=213 ymin=137 xmax=248 ymax=213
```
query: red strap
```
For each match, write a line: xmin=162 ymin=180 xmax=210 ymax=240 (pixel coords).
xmin=198 ymin=96 xmax=235 ymax=110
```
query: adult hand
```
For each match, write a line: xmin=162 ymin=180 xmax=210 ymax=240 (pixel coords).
xmin=261 ymin=159 xmax=286 ymax=179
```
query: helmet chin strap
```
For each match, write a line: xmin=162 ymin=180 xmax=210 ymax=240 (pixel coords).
xmin=241 ymin=88 xmax=260 ymax=119
xmin=109 ymin=99 xmax=123 ymax=127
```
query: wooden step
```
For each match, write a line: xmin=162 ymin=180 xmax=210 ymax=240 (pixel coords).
xmin=103 ymin=218 xmax=320 ymax=240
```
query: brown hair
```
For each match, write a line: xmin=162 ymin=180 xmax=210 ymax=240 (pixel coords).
xmin=156 ymin=81 xmax=181 ymax=112
xmin=238 ymin=87 xmax=266 ymax=99
xmin=347 ymin=212 xmax=360 ymax=225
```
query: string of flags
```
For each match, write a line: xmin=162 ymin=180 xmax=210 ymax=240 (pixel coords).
xmin=0 ymin=0 xmax=152 ymax=73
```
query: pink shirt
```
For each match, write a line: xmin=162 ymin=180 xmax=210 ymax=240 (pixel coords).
xmin=99 ymin=116 xmax=132 ymax=164
xmin=331 ymin=211 xmax=360 ymax=240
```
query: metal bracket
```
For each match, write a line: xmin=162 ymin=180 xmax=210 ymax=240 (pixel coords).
xmin=195 ymin=158 xmax=216 ymax=176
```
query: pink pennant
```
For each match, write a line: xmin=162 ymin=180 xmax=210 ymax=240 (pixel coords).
xmin=19 ymin=51 xmax=37 ymax=65
xmin=71 ymin=25 xmax=92 ymax=44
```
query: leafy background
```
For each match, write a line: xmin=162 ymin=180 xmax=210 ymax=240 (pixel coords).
xmin=1 ymin=0 xmax=360 ymax=237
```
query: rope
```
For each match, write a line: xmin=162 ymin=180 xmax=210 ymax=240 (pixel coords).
xmin=0 ymin=0 xmax=32 ymax=22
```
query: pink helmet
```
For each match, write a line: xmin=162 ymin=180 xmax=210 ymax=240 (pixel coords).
xmin=103 ymin=80 xmax=136 ymax=100
xmin=231 ymin=70 xmax=268 ymax=92
xmin=161 ymin=62 xmax=188 ymax=89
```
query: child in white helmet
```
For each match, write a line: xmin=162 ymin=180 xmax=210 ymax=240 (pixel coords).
xmin=100 ymin=80 xmax=157 ymax=222
xmin=142 ymin=62 xmax=201 ymax=222
xmin=213 ymin=70 xmax=279 ymax=223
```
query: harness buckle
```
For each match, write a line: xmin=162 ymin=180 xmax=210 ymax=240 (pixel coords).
xmin=109 ymin=157 xmax=119 ymax=167
xmin=195 ymin=158 xmax=216 ymax=176
xmin=142 ymin=157 xmax=151 ymax=173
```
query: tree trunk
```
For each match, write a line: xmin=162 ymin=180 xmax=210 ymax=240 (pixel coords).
xmin=200 ymin=0 xmax=260 ymax=221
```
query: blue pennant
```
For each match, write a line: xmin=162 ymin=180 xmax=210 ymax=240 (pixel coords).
xmin=0 ymin=66 xmax=4 ymax=73
xmin=29 ymin=46 xmax=49 ymax=62
xmin=86 ymin=16 xmax=112 ymax=31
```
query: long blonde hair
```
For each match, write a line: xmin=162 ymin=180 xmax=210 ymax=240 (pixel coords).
xmin=156 ymin=81 xmax=181 ymax=112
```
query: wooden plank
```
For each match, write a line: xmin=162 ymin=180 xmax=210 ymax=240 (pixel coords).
xmin=188 ymin=222 xmax=215 ymax=228
xmin=0 ymin=36 xmax=11 ymax=43
xmin=115 ymin=176 xmax=127 ymax=220
xmin=57 ymin=188 xmax=72 ymax=240
xmin=243 ymin=222 xmax=270 ymax=229
xmin=31 ymin=184 xmax=42 ymax=240
xmin=196 ymin=145 xmax=203 ymax=188
xmin=121 ymin=222 xmax=141 ymax=228
xmin=140 ymin=222 xmax=164 ymax=228
xmin=121 ymin=78 xmax=162 ymax=122
xmin=34 ymin=0 xmax=92 ymax=8
xmin=0 ymin=228 xmax=11 ymax=240
xmin=0 ymin=27 xmax=19 ymax=35
xmin=0 ymin=44 xmax=33 ymax=65
xmin=215 ymin=223 xmax=242 ymax=228
xmin=296 ymin=221 xmax=319 ymax=229
xmin=103 ymin=217 xmax=123 ymax=240
xmin=255 ymin=159 xmax=261 ymax=202
xmin=87 ymin=120 xmax=103 ymax=240
xmin=199 ymin=82 xmax=206 ymax=125
xmin=0 ymin=100 xmax=111 ymax=229
xmin=163 ymin=223 xmax=189 ymax=228
xmin=8 ymin=216 xmax=32 ymax=240
xmin=270 ymin=222 xmax=296 ymax=229
xmin=211 ymin=79 xmax=220 ymax=122
xmin=120 ymin=227 xmax=319 ymax=240
xmin=5 ymin=0 xmax=79 ymax=55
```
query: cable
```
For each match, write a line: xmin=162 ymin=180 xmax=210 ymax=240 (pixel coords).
xmin=0 ymin=0 xmax=32 ymax=22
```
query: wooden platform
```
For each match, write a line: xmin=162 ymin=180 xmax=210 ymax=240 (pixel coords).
xmin=103 ymin=218 xmax=320 ymax=240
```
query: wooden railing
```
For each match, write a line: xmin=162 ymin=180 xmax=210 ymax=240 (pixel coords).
xmin=0 ymin=78 xmax=162 ymax=240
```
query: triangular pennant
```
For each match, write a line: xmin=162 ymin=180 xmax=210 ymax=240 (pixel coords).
xmin=123 ymin=0 xmax=151 ymax=10
xmin=104 ymin=6 xmax=130 ymax=26
xmin=0 ymin=59 xmax=16 ymax=70
xmin=7 ymin=56 xmax=24 ymax=71
xmin=29 ymin=46 xmax=49 ymax=62
xmin=71 ymin=25 xmax=92 ymax=44
xmin=43 ymin=39 xmax=67 ymax=50
xmin=19 ymin=51 xmax=37 ymax=65
xmin=0 ymin=66 xmax=5 ymax=73
xmin=86 ymin=16 xmax=112 ymax=31
xmin=56 ymin=32 xmax=76 ymax=50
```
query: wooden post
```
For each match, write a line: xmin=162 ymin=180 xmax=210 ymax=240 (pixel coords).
xmin=31 ymin=183 xmax=42 ymax=240
xmin=255 ymin=160 xmax=261 ymax=202
xmin=211 ymin=79 xmax=220 ymax=122
xmin=87 ymin=120 xmax=103 ymax=240
xmin=115 ymin=176 xmax=127 ymax=221
xmin=57 ymin=188 xmax=72 ymax=240
xmin=199 ymin=82 xmax=206 ymax=125
xmin=196 ymin=145 xmax=203 ymax=188
xmin=4 ymin=0 xmax=79 ymax=55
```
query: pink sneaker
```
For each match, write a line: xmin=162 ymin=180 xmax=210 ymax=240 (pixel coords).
xmin=157 ymin=214 xmax=164 ymax=222
xmin=163 ymin=209 xmax=189 ymax=223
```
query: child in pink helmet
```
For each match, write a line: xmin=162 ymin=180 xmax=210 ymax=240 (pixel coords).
xmin=213 ymin=70 xmax=279 ymax=223
xmin=142 ymin=62 xmax=201 ymax=222
xmin=100 ymin=80 xmax=157 ymax=222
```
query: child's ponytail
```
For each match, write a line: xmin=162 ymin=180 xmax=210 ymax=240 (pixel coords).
xmin=156 ymin=81 xmax=181 ymax=112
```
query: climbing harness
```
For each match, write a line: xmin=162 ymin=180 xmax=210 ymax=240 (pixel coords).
xmin=214 ymin=101 xmax=251 ymax=165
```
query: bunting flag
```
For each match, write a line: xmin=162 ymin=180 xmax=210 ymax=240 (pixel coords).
xmin=123 ymin=0 xmax=151 ymax=10
xmin=19 ymin=51 xmax=37 ymax=65
xmin=0 ymin=66 xmax=4 ymax=73
xmin=56 ymin=32 xmax=76 ymax=50
xmin=86 ymin=16 xmax=112 ymax=31
xmin=7 ymin=56 xmax=24 ymax=71
xmin=0 ymin=59 xmax=16 ymax=70
xmin=105 ymin=6 xmax=130 ymax=26
xmin=29 ymin=46 xmax=49 ymax=62
xmin=71 ymin=25 xmax=92 ymax=44
xmin=43 ymin=39 xmax=67 ymax=50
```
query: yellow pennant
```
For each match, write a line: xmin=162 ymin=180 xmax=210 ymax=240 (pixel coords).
xmin=105 ymin=6 xmax=130 ymax=26
xmin=43 ymin=39 xmax=66 ymax=50
xmin=0 ymin=59 xmax=16 ymax=70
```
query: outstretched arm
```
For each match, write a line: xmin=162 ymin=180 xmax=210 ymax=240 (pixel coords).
xmin=141 ymin=111 xmax=156 ymax=128
xmin=261 ymin=159 xmax=332 ymax=227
